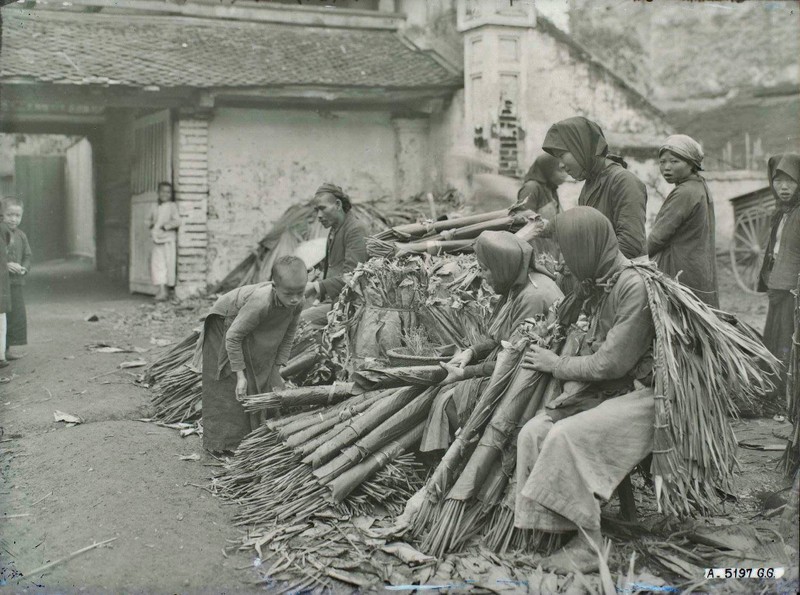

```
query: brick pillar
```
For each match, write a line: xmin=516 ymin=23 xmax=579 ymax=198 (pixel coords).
xmin=174 ymin=117 xmax=209 ymax=298
xmin=392 ymin=117 xmax=430 ymax=200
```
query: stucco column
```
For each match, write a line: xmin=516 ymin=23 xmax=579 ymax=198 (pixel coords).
xmin=392 ymin=117 xmax=430 ymax=200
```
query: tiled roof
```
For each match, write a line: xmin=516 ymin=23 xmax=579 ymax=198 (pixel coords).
xmin=0 ymin=9 xmax=461 ymax=90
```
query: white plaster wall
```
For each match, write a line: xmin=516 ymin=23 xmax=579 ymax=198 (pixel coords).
xmin=429 ymin=89 xmax=470 ymax=195
xmin=206 ymin=108 xmax=396 ymax=284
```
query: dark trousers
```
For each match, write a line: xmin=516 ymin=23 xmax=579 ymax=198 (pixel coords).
xmin=7 ymin=285 xmax=26 ymax=346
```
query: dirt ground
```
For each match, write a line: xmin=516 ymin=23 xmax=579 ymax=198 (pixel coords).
xmin=0 ymin=258 xmax=796 ymax=593
xmin=0 ymin=260 xmax=260 ymax=592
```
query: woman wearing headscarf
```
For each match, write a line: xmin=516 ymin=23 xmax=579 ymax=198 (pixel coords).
xmin=421 ymin=231 xmax=563 ymax=453
xmin=757 ymin=153 xmax=800 ymax=394
xmin=302 ymin=183 xmax=369 ymax=328
xmin=648 ymin=135 xmax=719 ymax=307
xmin=542 ymin=117 xmax=647 ymax=259
xmin=518 ymin=154 xmax=567 ymax=220
xmin=515 ymin=207 xmax=656 ymax=573
xmin=518 ymin=153 xmax=568 ymax=263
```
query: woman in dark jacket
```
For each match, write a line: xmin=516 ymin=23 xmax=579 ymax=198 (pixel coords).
xmin=518 ymin=154 xmax=568 ymax=263
xmin=648 ymin=135 xmax=719 ymax=307
xmin=542 ymin=116 xmax=647 ymax=259
xmin=758 ymin=153 xmax=800 ymax=393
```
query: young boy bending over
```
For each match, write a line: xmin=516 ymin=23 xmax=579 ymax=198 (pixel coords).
xmin=196 ymin=256 xmax=307 ymax=453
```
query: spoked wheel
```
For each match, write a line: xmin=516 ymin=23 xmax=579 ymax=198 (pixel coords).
xmin=729 ymin=206 xmax=773 ymax=294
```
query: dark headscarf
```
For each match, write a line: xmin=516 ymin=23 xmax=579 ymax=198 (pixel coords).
xmin=315 ymin=182 xmax=352 ymax=212
xmin=474 ymin=231 xmax=532 ymax=296
xmin=553 ymin=207 xmax=626 ymax=325
xmin=554 ymin=207 xmax=621 ymax=282
xmin=758 ymin=154 xmax=800 ymax=291
xmin=769 ymin=153 xmax=800 ymax=213
xmin=523 ymin=153 xmax=562 ymax=189
xmin=542 ymin=116 xmax=609 ymax=176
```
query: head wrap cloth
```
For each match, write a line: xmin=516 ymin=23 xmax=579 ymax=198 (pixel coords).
xmin=768 ymin=153 xmax=800 ymax=212
xmin=524 ymin=153 xmax=562 ymax=187
xmin=542 ymin=116 xmax=609 ymax=174
xmin=659 ymin=134 xmax=705 ymax=171
xmin=314 ymin=183 xmax=352 ymax=211
xmin=474 ymin=231 xmax=533 ymax=296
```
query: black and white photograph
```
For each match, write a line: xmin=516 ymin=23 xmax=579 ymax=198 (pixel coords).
xmin=0 ymin=0 xmax=798 ymax=592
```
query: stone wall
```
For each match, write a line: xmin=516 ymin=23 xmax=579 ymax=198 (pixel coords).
xmin=204 ymin=107 xmax=398 ymax=285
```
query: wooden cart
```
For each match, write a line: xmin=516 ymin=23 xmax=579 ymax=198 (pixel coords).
xmin=729 ymin=187 xmax=774 ymax=294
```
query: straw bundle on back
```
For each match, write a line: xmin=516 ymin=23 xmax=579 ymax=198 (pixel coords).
xmin=633 ymin=262 xmax=779 ymax=516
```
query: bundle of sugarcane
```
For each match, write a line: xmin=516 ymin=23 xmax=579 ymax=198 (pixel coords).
xmin=483 ymin=327 xmax=587 ymax=554
xmin=219 ymin=384 xmax=437 ymax=528
xmin=243 ymin=382 xmax=355 ymax=412
xmin=367 ymin=209 xmax=535 ymax=259
xmin=409 ymin=336 xmax=530 ymax=539
xmin=411 ymin=313 xmax=563 ymax=555
xmin=150 ymin=365 xmax=203 ymax=423
xmin=782 ymin=274 xmax=800 ymax=476
xmin=632 ymin=261 xmax=781 ymax=516
xmin=374 ymin=208 xmax=513 ymax=242
xmin=142 ymin=330 xmax=200 ymax=386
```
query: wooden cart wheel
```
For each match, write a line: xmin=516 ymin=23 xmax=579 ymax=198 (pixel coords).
xmin=729 ymin=206 xmax=773 ymax=294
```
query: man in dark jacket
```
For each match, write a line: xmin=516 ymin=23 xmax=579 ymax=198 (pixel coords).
xmin=302 ymin=183 xmax=369 ymax=327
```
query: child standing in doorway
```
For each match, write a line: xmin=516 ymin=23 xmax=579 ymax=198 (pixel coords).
xmin=148 ymin=181 xmax=181 ymax=301
xmin=2 ymin=198 xmax=31 ymax=361
xmin=0 ymin=210 xmax=10 ymax=369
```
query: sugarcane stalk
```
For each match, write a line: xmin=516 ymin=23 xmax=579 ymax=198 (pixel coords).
xmin=328 ymin=423 xmax=425 ymax=502
xmin=313 ymin=387 xmax=438 ymax=484
xmin=304 ymin=386 xmax=421 ymax=468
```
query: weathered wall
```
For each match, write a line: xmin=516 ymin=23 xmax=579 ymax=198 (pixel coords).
xmin=205 ymin=108 xmax=396 ymax=284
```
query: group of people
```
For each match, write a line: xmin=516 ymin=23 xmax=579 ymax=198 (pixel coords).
xmin=183 ymin=114 xmax=798 ymax=572
xmin=0 ymin=197 xmax=31 ymax=370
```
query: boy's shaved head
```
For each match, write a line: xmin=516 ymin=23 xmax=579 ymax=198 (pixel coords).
xmin=272 ymin=256 xmax=308 ymax=286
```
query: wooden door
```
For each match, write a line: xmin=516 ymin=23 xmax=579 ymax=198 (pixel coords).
xmin=129 ymin=110 xmax=172 ymax=295
xmin=14 ymin=155 xmax=66 ymax=263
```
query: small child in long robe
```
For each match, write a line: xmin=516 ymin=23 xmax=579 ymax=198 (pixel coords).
xmin=196 ymin=256 xmax=307 ymax=453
